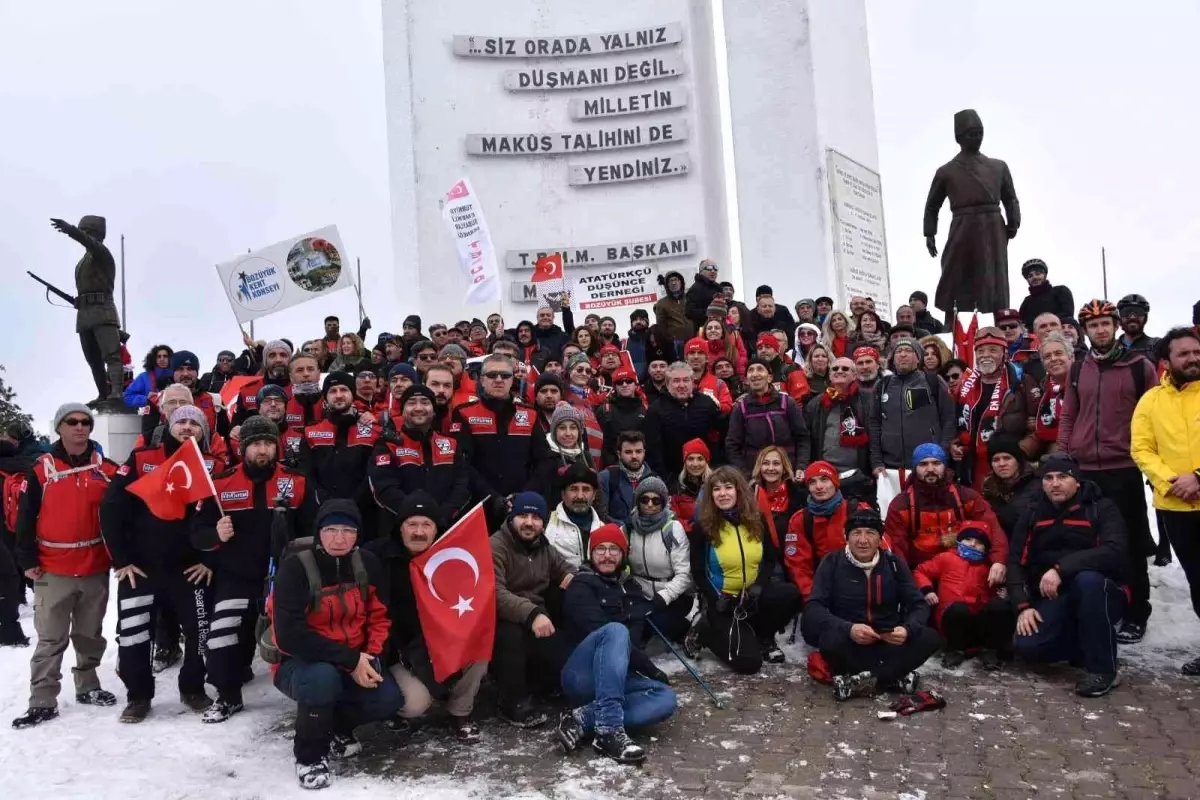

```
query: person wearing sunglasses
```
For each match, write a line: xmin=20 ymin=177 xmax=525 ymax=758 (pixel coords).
xmin=622 ymin=475 xmax=693 ymax=644
xmin=804 ymin=358 xmax=875 ymax=504
xmin=940 ymin=359 xmax=968 ymax=398
xmin=596 ymin=370 xmax=647 ymax=469
xmin=12 ymin=403 xmax=120 ymax=729
xmin=994 ymin=308 xmax=1044 ymax=383
xmin=683 ymin=258 xmax=722 ymax=333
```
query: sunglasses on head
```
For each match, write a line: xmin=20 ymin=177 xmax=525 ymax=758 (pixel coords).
xmin=482 ymin=370 xmax=513 ymax=380
xmin=62 ymin=417 xmax=93 ymax=428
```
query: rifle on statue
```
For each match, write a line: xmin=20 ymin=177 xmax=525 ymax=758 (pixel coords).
xmin=27 ymin=271 xmax=77 ymax=307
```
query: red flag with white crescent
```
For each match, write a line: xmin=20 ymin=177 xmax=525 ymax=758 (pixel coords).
xmin=531 ymin=253 xmax=564 ymax=283
xmin=127 ymin=437 xmax=217 ymax=521
xmin=953 ymin=312 xmax=979 ymax=370
xmin=408 ymin=502 xmax=497 ymax=682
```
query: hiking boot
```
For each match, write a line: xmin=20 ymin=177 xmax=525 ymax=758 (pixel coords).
xmin=941 ymin=650 xmax=966 ymax=669
xmin=683 ymin=615 xmax=705 ymax=660
xmin=180 ymin=692 xmax=213 ymax=712
xmin=593 ymin=728 xmax=646 ymax=764
xmin=1182 ymin=656 xmax=1200 ymax=676
xmin=151 ymin=645 xmax=182 ymax=674
xmin=1153 ymin=553 xmax=1173 ymax=567
xmin=761 ymin=639 xmax=785 ymax=664
xmin=0 ymin=623 xmax=30 ymax=648
xmin=119 ymin=700 xmax=151 ymax=723
xmin=1115 ymin=621 xmax=1145 ymax=644
xmin=556 ymin=708 xmax=587 ymax=753
xmin=450 ymin=715 xmax=481 ymax=744
xmin=76 ymin=688 xmax=117 ymax=707
xmin=383 ymin=715 xmax=411 ymax=734
xmin=202 ymin=699 xmax=244 ymax=723
xmin=979 ymin=650 xmax=1001 ymax=671
xmin=833 ymin=671 xmax=877 ymax=701
xmin=242 ymin=665 xmax=255 ymax=684
xmin=329 ymin=732 xmax=362 ymax=759
xmin=498 ymin=701 xmax=547 ymax=729
xmin=893 ymin=671 xmax=922 ymax=694
xmin=1076 ymin=671 xmax=1121 ymax=698
xmin=296 ymin=758 xmax=332 ymax=790
xmin=12 ymin=706 xmax=58 ymax=730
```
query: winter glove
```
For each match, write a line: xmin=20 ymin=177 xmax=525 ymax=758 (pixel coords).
xmin=643 ymin=666 xmax=671 ymax=685
xmin=889 ymin=690 xmax=946 ymax=716
xmin=714 ymin=595 xmax=734 ymax=615
xmin=652 ymin=594 xmax=668 ymax=612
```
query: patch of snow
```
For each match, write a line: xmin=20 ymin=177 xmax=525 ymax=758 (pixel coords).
xmin=719 ymin=739 xmax=739 ymax=749
xmin=968 ymin=712 xmax=993 ymax=721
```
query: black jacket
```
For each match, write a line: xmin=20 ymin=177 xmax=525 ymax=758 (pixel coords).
xmin=365 ymin=536 xmax=425 ymax=670
xmin=800 ymin=549 xmax=929 ymax=645
xmin=198 ymin=367 xmax=234 ymax=395
xmin=804 ymin=391 xmax=873 ymax=476
xmin=1006 ymin=480 xmax=1127 ymax=609
xmin=913 ymin=311 xmax=944 ymax=335
xmin=562 ymin=566 xmax=658 ymax=677
xmin=596 ymin=394 xmax=647 ymax=466
xmin=744 ymin=307 xmax=798 ymax=349
xmin=532 ymin=308 xmax=576 ymax=358
xmin=643 ymin=393 xmax=723 ymax=490
xmin=369 ymin=425 xmax=470 ymax=525
xmin=1018 ymin=281 xmax=1075 ymax=331
xmin=452 ymin=395 xmax=549 ymax=502
xmin=981 ymin=468 xmax=1042 ymax=538
xmin=684 ymin=273 xmax=722 ymax=332
xmin=297 ymin=411 xmax=377 ymax=506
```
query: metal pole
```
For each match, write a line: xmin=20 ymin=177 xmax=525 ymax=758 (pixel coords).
xmin=120 ymin=234 xmax=127 ymax=329
xmin=1101 ymin=247 xmax=1109 ymax=299
xmin=356 ymin=257 xmax=364 ymax=326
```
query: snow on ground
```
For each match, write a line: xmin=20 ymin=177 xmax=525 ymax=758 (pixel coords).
xmin=1 ymin=498 xmax=1196 ymax=797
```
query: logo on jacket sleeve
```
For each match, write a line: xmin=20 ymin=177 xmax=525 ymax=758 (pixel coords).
xmin=376 ymin=454 xmax=391 ymax=467
xmin=117 ymin=464 xmax=131 ymax=476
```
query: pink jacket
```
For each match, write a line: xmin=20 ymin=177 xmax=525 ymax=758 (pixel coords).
xmin=1056 ymin=351 xmax=1158 ymax=471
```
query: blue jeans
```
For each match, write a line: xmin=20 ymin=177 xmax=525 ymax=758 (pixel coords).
xmin=560 ymin=622 xmax=676 ymax=734
xmin=1013 ymin=570 xmax=1127 ymax=675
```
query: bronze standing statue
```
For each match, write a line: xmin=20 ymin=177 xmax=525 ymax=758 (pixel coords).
xmin=923 ymin=110 xmax=1021 ymax=325
xmin=50 ymin=215 xmax=125 ymax=409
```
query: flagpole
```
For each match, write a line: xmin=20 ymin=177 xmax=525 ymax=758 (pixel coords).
xmin=355 ymin=257 xmax=365 ymax=326
xmin=1101 ymin=247 xmax=1108 ymax=299
xmin=120 ymin=234 xmax=127 ymax=330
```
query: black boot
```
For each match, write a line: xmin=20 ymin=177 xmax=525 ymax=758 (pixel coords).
xmin=0 ymin=621 xmax=29 ymax=647
xmin=295 ymin=704 xmax=335 ymax=767
xmin=0 ymin=587 xmax=27 ymax=647
xmin=593 ymin=728 xmax=646 ymax=764
xmin=12 ymin=707 xmax=58 ymax=729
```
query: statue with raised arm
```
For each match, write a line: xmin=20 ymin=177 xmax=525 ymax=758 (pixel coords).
xmin=50 ymin=215 xmax=125 ymax=409
xmin=923 ymin=109 xmax=1021 ymax=325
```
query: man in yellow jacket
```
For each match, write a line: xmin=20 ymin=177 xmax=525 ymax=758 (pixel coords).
xmin=1130 ymin=326 xmax=1200 ymax=676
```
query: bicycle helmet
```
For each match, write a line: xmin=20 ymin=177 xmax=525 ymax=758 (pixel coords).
xmin=1116 ymin=293 xmax=1150 ymax=317
xmin=1020 ymin=258 xmax=1048 ymax=278
xmin=1077 ymin=299 xmax=1119 ymax=324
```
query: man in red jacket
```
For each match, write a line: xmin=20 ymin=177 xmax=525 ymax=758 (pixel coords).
xmin=1057 ymin=300 xmax=1159 ymax=643
xmin=684 ymin=338 xmax=732 ymax=414
xmin=12 ymin=403 xmax=120 ymax=729
xmin=270 ymin=499 xmax=397 ymax=790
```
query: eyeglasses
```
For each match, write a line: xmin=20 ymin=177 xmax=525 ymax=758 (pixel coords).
xmin=321 ymin=525 xmax=358 ymax=538
xmin=592 ymin=544 xmax=624 ymax=557
xmin=615 ymin=378 xmax=636 ymax=386
xmin=217 ymin=357 xmax=233 ymax=363
xmin=799 ymin=331 xmax=817 ymax=337
xmin=829 ymin=366 xmax=854 ymax=373
xmin=416 ymin=353 xmax=437 ymax=361
xmin=482 ymin=371 xmax=513 ymax=380
xmin=62 ymin=417 xmax=93 ymax=428
xmin=998 ymin=323 xmax=1021 ymax=331
xmin=638 ymin=495 xmax=664 ymax=507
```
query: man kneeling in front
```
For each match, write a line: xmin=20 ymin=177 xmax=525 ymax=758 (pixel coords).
xmin=270 ymin=499 xmax=400 ymax=790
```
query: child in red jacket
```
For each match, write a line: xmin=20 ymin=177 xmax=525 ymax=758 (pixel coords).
xmin=914 ymin=521 xmax=1015 ymax=670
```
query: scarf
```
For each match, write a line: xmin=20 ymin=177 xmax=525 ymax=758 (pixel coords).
xmin=1035 ymin=377 xmax=1064 ymax=442
xmin=830 ymin=334 xmax=850 ymax=358
xmin=957 ymin=543 xmax=986 ymax=563
xmin=629 ymin=507 xmax=669 ymax=534
xmin=956 ymin=365 xmax=1011 ymax=451
xmin=546 ymin=432 xmax=583 ymax=459
xmin=619 ymin=461 xmax=648 ymax=487
xmin=1090 ymin=341 xmax=1126 ymax=364
xmin=807 ymin=490 xmax=844 ymax=518
xmin=844 ymin=545 xmax=879 ymax=572
xmin=820 ymin=383 xmax=869 ymax=447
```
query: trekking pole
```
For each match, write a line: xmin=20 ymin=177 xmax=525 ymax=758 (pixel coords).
xmin=646 ymin=617 xmax=725 ymax=709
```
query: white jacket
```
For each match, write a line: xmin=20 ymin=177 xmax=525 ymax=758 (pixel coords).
xmin=545 ymin=504 xmax=604 ymax=569
xmin=625 ymin=518 xmax=693 ymax=604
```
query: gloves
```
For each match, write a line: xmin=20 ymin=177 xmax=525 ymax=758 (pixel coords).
xmin=889 ymin=690 xmax=946 ymax=716
xmin=652 ymin=594 xmax=668 ymax=612
xmin=644 ymin=666 xmax=671 ymax=685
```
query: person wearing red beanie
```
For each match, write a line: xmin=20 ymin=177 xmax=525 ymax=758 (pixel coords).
xmin=670 ymin=439 xmax=712 ymax=535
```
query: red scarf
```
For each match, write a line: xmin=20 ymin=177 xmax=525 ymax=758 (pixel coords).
xmin=820 ymin=383 xmax=869 ymax=447
xmin=830 ymin=335 xmax=850 ymax=358
xmin=956 ymin=365 xmax=1010 ymax=450
xmin=1035 ymin=377 xmax=1064 ymax=442
xmin=755 ymin=483 xmax=789 ymax=548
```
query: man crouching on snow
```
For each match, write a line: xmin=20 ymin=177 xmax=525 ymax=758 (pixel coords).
xmin=269 ymin=499 xmax=400 ymax=790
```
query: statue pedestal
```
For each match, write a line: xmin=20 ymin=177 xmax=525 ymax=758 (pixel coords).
xmin=92 ymin=410 xmax=141 ymax=465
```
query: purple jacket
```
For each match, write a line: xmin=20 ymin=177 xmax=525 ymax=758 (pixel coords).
xmin=1056 ymin=351 xmax=1158 ymax=471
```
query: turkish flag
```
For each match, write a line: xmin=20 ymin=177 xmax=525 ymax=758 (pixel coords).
xmin=531 ymin=253 xmax=564 ymax=283
xmin=953 ymin=312 xmax=979 ymax=370
xmin=127 ymin=437 xmax=218 ymax=521
xmin=409 ymin=502 xmax=496 ymax=682
xmin=219 ymin=375 xmax=259 ymax=418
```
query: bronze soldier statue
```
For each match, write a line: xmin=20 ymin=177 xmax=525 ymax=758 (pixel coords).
xmin=923 ymin=109 xmax=1021 ymax=325
xmin=50 ymin=215 xmax=125 ymax=409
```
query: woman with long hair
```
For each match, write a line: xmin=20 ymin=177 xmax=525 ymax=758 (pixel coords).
xmin=852 ymin=311 xmax=887 ymax=353
xmin=700 ymin=318 xmax=748 ymax=377
xmin=803 ymin=343 xmax=832 ymax=397
xmin=328 ymin=333 xmax=368 ymax=373
xmin=571 ymin=326 xmax=601 ymax=364
xmin=687 ymin=466 xmax=802 ymax=673
xmin=920 ymin=335 xmax=952 ymax=374
xmin=671 ymin=439 xmax=711 ymax=534
xmin=124 ymin=344 xmax=174 ymax=408
xmin=822 ymin=311 xmax=855 ymax=359
xmin=750 ymin=446 xmax=806 ymax=556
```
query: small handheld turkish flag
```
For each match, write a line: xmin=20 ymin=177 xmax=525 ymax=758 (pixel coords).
xmin=409 ymin=502 xmax=496 ymax=682
xmin=127 ymin=437 xmax=218 ymax=521
xmin=531 ymin=253 xmax=564 ymax=283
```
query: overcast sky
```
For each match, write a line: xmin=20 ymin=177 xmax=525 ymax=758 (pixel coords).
xmin=2 ymin=0 xmax=1197 ymax=431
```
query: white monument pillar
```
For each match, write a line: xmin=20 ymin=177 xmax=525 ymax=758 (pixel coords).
xmin=722 ymin=0 xmax=891 ymax=316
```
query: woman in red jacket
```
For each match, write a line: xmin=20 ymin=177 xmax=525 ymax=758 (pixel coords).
xmin=701 ymin=319 xmax=748 ymax=377
xmin=670 ymin=439 xmax=711 ymax=535
xmin=914 ymin=522 xmax=1014 ymax=670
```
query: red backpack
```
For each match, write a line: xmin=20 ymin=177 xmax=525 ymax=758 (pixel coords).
xmin=2 ymin=470 xmax=27 ymax=533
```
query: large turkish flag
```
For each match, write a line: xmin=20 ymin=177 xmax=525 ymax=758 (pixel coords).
xmin=127 ymin=437 xmax=217 ymax=521
xmin=409 ymin=502 xmax=497 ymax=682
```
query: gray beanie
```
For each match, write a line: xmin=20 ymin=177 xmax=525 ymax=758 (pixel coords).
xmin=549 ymin=402 xmax=583 ymax=433
xmin=438 ymin=343 xmax=468 ymax=361
xmin=169 ymin=405 xmax=210 ymax=441
xmin=239 ymin=414 xmax=280 ymax=456
xmin=891 ymin=337 xmax=922 ymax=358
xmin=52 ymin=402 xmax=93 ymax=431
xmin=633 ymin=476 xmax=670 ymax=503
xmin=265 ymin=339 xmax=293 ymax=356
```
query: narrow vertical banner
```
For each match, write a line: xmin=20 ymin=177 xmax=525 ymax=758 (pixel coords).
xmin=441 ymin=178 xmax=500 ymax=306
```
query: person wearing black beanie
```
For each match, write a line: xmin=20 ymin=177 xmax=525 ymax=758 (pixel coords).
xmin=982 ymin=434 xmax=1041 ymax=538
xmin=296 ymin=371 xmax=382 ymax=514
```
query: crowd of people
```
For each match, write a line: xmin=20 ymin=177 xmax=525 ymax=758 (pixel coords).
xmin=1 ymin=257 xmax=1198 ymax=791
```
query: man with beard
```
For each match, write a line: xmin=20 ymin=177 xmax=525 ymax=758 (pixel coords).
xmin=370 ymin=385 xmax=470 ymax=529
xmin=101 ymin=406 xmax=225 ymax=722
xmin=515 ymin=321 xmax=551 ymax=372
xmin=1132 ymin=328 xmax=1200 ymax=674
xmin=353 ymin=367 xmax=386 ymax=416
xmin=883 ymin=443 xmax=1005 ymax=576
xmin=381 ymin=364 xmax=418 ymax=431
xmin=533 ymin=305 xmax=575 ymax=358
xmin=868 ymin=338 xmax=956 ymax=476
xmin=726 ymin=358 xmax=809 ymax=476
xmin=596 ymin=368 xmax=646 ymax=467
xmin=684 ymin=338 xmax=732 ymax=415
xmin=1116 ymin=294 xmax=1158 ymax=360
xmin=191 ymin=416 xmax=312 ymax=723
xmin=232 ymin=340 xmax=293 ymax=425
xmin=598 ymin=431 xmax=655 ymax=524
xmin=423 ymin=364 xmax=457 ymax=434
xmin=994 ymin=309 xmax=1043 ymax=382
xmin=755 ymin=333 xmax=811 ymax=403
xmin=643 ymin=363 xmax=723 ymax=490
xmin=298 ymin=373 xmax=380 ymax=513
xmin=950 ymin=327 xmax=1036 ymax=491
xmin=252 ymin=384 xmax=299 ymax=465
xmin=907 ymin=291 xmax=943 ymax=335
xmin=1017 ymin=259 xmax=1074 ymax=332
xmin=490 ymin=492 xmax=576 ymax=728
xmin=453 ymin=354 xmax=548 ymax=527
xmin=532 ymin=372 xmax=566 ymax=435
xmin=804 ymin=357 xmax=874 ymax=502
xmin=546 ymin=462 xmax=606 ymax=569
xmin=595 ymin=317 xmax=619 ymax=349
xmin=852 ymin=346 xmax=884 ymax=391
xmin=1057 ymin=300 xmax=1158 ymax=643
xmin=438 ymin=344 xmax=478 ymax=412
xmin=849 ymin=295 xmax=869 ymax=324
xmin=140 ymin=351 xmax=228 ymax=445
xmin=400 ymin=314 xmax=423 ymax=349
xmin=621 ymin=310 xmax=651 ymax=376
xmin=320 ymin=315 xmax=371 ymax=356
xmin=642 ymin=358 xmax=670 ymax=405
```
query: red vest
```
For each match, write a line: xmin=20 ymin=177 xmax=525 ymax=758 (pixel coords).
xmin=380 ymin=430 xmax=459 ymax=467
xmin=32 ymin=451 xmax=117 ymax=577
xmin=130 ymin=443 xmax=227 ymax=478
xmin=214 ymin=463 xmax=307 ymax=512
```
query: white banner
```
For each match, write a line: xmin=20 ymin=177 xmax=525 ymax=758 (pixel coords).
xmin=215 ymin=225 xmax=353 ymax=324
xmin=441 ymin=178 xmax=500 ymax=306
xmin=571 ymin=264 xmax=657 ymax=311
